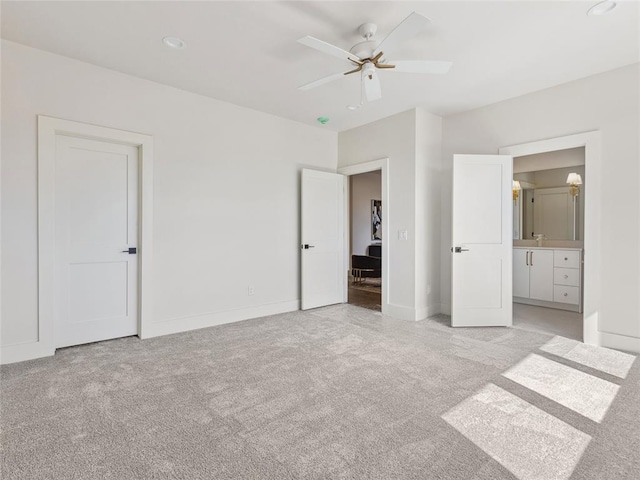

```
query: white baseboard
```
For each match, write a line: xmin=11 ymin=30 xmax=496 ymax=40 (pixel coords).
xmin=599 ymin=331 xmax=640 ymax=354
xmin=383 ymin=303 xmax=417 ymax=321
xmin=384 ymin=303 xmax=442 ymax=321
xmin=141 ymin=300 xmax=300 ymax=339
xmin=416 ymin=304 xmax=442 ymax=321
xmin=0 ymin=341 xmax=55 ymax=365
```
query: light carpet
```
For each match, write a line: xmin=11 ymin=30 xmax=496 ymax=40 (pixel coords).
xmin=1 ymin=305 xmax=638 ymax=479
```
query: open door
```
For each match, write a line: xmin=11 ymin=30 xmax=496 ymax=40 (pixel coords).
xmin=301 ymin=169 xmax=345 ymax=310
xmin=452 ymin=154 xmax=513 ymax=327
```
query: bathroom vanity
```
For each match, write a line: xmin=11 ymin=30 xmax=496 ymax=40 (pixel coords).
xmin=513 ymin=247 xmax=583 ymax=312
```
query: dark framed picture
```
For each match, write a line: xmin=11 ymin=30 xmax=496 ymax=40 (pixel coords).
xmin=371 ymin=200 xmax=382 ymax=240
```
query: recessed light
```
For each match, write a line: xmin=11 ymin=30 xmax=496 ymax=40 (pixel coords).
xmin=162 ymin=36 xmax=186 ymax=49
xmin=346 ymin=105 xmax=361 ymax=111
xmin=587 ymin=1 xmax=617 ymax=15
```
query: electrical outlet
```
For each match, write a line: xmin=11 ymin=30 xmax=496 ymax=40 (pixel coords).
xmin=248 ymin=286 xmax=255 ymax=296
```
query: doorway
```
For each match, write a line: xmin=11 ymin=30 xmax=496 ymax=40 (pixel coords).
xmin=34 ymin=116 xmax=154 ymax=360
xmin=511 ymin=147 xmax=585 ymax=340
xmin=347 ymin=171 xmax=382 ymax=311
xmin=500 ymin=131 xmax=600 ymax=345
xmin=338 ymin=158 xmax=390 ymax=315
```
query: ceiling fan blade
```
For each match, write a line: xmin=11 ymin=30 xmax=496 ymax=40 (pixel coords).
xmin=373 ymin=12 xmax=431 ymax=58
xmin=298 ymin=71 xmax=346 ymax=91
xmin=388 ymin=60 xmax=452 ymax=74
xmin=363 ymin=71 xmax=382 ymax=102
xmin=298 ymin=36 xmax=362 ymax=64
xmin=344 ymin=65 xmax=363 ymax=75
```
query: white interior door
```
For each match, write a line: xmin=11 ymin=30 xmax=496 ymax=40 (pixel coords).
xmin=54 ymin=135 xmax=139 ymax=348
xmin=301 ymin=169 xmax=345 ymax=310
xmin=452 ymin=154 xmax=513 ymax=327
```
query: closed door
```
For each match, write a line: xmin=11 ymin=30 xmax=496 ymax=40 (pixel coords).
xmin=528 ymin=249 xmax=554 ymax=301
xmin=533 ymin=187 xmax=572 ymax=240
xmin=451 ymin=154 xmax=513 ymax=327
xmin=54 ymin=135 xmax=139 ymax=348
xmin=301 ymin=169 xmax=345 ymax=310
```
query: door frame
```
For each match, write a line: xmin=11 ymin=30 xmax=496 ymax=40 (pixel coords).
xmin=499 ymin=131 xmax=599 ymax=345
xmin=338 ymin=158 xmax=389 ymax=314
xmin=36 ymin=116 xmax=154 ymax=357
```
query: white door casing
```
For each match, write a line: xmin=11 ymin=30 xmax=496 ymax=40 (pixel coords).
xmin=301 ymin=169 xmax=345 ymax=310
xmin=0 ymin=116 xmax=154 ymax=366
xmin=452 ymin=154 xmax=513 ymax=327
xmin=54 ymin=135 xmax=139 ymax=348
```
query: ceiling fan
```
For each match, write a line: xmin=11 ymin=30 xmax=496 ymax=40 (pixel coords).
xmin=297 ymin=12 xmax=452 ymax=103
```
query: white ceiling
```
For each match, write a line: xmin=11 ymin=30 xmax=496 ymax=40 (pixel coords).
xmin=2 ymin=1 xmax=638 ymax=132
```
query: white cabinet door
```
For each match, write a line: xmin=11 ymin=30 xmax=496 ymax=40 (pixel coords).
xmin=513 ymin=249 xmax=530 ymax=298
xmin=528 ymin=249 xmax=554 ymax=301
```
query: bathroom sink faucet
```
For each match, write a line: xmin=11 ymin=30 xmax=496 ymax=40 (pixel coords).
xmin=534 ymin=234 xmax=546 ymax=247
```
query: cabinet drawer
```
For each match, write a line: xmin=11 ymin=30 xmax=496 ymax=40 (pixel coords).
xmin=554 ymin=250 xmax=581 ymax=269
xmin=554 ymin=268 xmax=580 ymax=287
xmin=554 ymin=285 xmax=580 ymax=304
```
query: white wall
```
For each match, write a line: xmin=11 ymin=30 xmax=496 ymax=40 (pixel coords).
xmin=350 ymin=171 xmax=381 ymax=256
xmin=514 ymin=146 xmax=585 ymax=173
xmin=415 ymin=108 xmax=443 ymax=318
xmin=339 ymin=108 xmax=443 ymax=320
xmin=442 ymin=63 xmax=640 ymax=350
xmin=339 ymin=110 xmax=417 ymax=318
xmin=1 ymin=41 xmax=337 ymax=360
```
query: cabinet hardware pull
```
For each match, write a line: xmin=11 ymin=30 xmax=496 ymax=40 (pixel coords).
xmin=530 ymin=251 xmax=533 ymax=266
xmin=564 ymin=257 xmax=568 ymax=261
xmin=564 ymin=275 xmax=568 ymax=279
xmin=526 ymin=251 xmax=529 ymax=266
xmin=564 ymin=293 xmax=568 ymax=297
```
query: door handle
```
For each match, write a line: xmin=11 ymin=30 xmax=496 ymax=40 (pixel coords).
xmin=121 ymin=247 xmax=137 ymax=254
xmin=302 ymin=244 xmax=315 ymax=250
xmin=453 ymin=246 xmax=469 ymax=253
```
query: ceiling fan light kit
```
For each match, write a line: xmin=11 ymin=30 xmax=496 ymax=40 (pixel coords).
xmin=297 ymin=12 xmax=452 ymax=103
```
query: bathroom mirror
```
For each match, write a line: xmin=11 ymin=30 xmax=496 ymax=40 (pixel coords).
xmin=513 ymin=148 xmax=585 ymax=241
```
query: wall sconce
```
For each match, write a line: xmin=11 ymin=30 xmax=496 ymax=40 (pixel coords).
xmin=566 ymin=173 xmax=582 ymax=197
xmin=512 ymin=180 xmax=522 ymax=200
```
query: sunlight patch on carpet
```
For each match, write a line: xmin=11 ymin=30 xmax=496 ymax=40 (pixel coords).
xmin=539 ymin=336 xmax=636 ymax=379
xmin=502 ymin=354 xmax=619 ymax=423
xmin=442 ymin=383 xmax=591 ymax=480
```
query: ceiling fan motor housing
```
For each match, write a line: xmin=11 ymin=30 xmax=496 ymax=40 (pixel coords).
xmin=351 ymin=23 xmax=378 ymax=60
xmin=350 ymin=40 xmax=377 ymax=60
